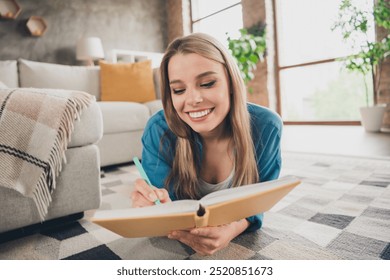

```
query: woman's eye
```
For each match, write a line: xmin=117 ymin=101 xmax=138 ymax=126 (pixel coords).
xmin=172 ymin=88 xmax=185 ymax=95
xmin=201 ymin=80 xmax=216 ymax=88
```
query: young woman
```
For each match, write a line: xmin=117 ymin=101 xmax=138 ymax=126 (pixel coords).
xmin=131 ymin=33 xmax=282 ymax=256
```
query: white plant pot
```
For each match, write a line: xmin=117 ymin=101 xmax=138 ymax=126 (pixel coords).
xmin=359 ymin=105 xmax=386 ymax=132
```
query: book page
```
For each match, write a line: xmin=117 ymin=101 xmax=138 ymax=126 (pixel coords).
xmin=93 ymin=199 xmax=200 ymax=220
xmin=200 ymin=175 xmax=299 ymax=207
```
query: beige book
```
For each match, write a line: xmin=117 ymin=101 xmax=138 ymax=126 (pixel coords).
xmin=91 ymin=175 xmax=300 ymax=238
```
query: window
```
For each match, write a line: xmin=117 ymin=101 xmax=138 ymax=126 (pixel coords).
xmin=191 ymin=0 xmax=243 ymax=47
xmin=274 ymin=0 xmax=375 ymax=123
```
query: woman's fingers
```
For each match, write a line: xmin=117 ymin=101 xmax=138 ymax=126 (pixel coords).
xmin=131 ymin=179 xmax=171 ymax=207
xmin=134 ymin=178 xmax=160 ymax=203
xmin=157 ymin=188 xmax=171 ymax=203
xmin=131 ymin=191 xmax=154 ymax=207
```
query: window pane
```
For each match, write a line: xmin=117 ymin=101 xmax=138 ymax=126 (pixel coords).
xmin=192 ymin=5 xmax=243 ymax=47
xmin=191 ymin=0 xmax=241 ymax=21
xmin=280 ymin=62 xmax=373 ymax=121
xmin=276 ymin=0 xmax=375 ymax=66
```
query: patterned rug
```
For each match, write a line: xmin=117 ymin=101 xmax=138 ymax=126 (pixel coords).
xmin=0 ymin=151 xmax=389 ymax=260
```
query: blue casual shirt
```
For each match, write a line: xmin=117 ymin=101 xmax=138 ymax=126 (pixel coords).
xmin=141 ymin=103 xmax=282 ymax=232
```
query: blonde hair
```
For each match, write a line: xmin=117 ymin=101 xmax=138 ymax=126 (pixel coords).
xmin=160 ymin=33 xmax=259 ymax=199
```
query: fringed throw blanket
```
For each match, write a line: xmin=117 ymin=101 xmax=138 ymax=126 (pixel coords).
xmin=0 ymin=88 xmax=94 ymax=220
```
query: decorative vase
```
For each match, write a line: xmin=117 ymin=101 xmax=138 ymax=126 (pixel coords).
xmin=359 ymin=104 xmax=386 ymax=132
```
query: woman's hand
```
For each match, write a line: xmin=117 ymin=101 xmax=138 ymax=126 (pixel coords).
xmin=131 ymin=178 xmax=171 ymax=207
xmin=168 ymin=219 xmax=250 ymax=256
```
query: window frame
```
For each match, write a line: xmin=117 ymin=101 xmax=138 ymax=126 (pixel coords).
xmin=190 ymin=0 xmax=242 ymax=35
xmin=190 ymin=1 xmax=242 ymax=25
xmin=271 ymin=0 xmax=371 ymax=125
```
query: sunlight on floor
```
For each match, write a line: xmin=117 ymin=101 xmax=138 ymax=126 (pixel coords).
xmin=281 ymin=125 xmax=390 ymax=158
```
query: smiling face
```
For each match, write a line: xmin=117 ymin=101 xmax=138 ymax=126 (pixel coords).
xmin=168 ymin=53 xmax=231 ymax=139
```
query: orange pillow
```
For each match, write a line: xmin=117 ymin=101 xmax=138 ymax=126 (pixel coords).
xmin=100 ymin=60 xmax=156 ymax=103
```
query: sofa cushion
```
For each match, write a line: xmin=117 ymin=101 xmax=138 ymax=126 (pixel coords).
xmin=0 ymin=60 xmax=18 ymax=88
xmin=18 ymin=59 xmax=101 ymax=100
xmin=100 ymin=60 xmax=156 ymax=103
xmin=98 ymin=101 xmax=150 ymax=134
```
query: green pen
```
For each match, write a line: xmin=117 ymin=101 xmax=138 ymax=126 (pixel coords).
xmin=133 ymin=157 xmax=161 ymax=205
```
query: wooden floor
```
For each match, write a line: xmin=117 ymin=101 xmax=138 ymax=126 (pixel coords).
xmin=281 ymin=125 xmax=390 ymax=158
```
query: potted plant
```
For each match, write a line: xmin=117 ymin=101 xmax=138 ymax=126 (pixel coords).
xmin=227 ymin=23 xmax=267 ymax=91
xmin=332 ymin=0 xmax=390 ymax=132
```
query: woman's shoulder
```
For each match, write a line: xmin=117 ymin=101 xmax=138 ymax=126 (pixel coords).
xmin=144 ymin=109 xmax=177 ymax=142
xmin=143 ymin=110 xmax=177 ymax=160
xmin=145 ymin=109 xmax=169 ymax=131
xmin=247 ymin=103 xmax=282 ymax=130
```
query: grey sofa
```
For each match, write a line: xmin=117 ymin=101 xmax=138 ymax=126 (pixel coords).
xmin=0 ymin=91 xmax=103 ymax=235
xmin=0 ymin=58 xmax=163 ymax=236
xmin=0 ymin=59 xmax=163 ymax=167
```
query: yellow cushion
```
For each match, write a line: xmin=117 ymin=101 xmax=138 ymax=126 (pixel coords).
xmin=100 ymin=60 xmax=156 ymax=103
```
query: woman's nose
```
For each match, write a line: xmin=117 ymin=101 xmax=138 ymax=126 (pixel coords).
xmin=186 ymin=87 xmax=203 ymax=105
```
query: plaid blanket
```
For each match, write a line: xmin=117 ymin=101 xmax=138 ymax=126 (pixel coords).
xmin=0 ymin=88 xmax=94 ymax=220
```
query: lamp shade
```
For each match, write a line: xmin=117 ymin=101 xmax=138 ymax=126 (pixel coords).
xmin=76 ymin=37 xmax=104 ymax=61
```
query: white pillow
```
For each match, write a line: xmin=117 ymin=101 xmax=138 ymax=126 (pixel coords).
xmin=0 ymin=60 xmax=18 ymax=88
xmin=18 ymin=59 xmax=101 ymax=100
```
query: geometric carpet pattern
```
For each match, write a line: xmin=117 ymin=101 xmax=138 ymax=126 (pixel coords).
xmin=0 ymin=151 xmax=389 ymax=260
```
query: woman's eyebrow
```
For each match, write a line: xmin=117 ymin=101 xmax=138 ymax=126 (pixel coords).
xmin=169 ymin=79 xmax=182 ymax=85
xmin=169 ymin=71 xmax=218 ymax=85
xmin=196 ymin=71 xmax=218 ymax=79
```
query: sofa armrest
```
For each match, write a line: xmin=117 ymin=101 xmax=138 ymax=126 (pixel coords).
xmin=69 ymin=101 xmax=103 ymax=148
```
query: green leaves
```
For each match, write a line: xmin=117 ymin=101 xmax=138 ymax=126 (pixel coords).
xmin=344 ymin=38 xmax=389 ymax=73
xmin=227 ymin=26 xmax=267 ymax=85
xmin=374 ymin=0 xmax=390 ymax=29
xmin=331 ymin=0 xmax=371 ymax=40
xmin=332 ymin=0 xmax=390 ymax=106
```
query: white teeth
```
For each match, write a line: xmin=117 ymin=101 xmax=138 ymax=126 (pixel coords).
xmin=189 ymin=109 xmax=211 ymax=119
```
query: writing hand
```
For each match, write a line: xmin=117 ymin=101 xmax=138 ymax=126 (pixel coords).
xmin=131 ymin=178 xmax=171 ymax=207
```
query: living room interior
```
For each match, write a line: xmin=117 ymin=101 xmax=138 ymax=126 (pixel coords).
xmin=0 ymin=0 xmax=389 ymax=261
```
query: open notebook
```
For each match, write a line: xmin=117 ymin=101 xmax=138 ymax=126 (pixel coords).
xmin=91 ymin=175 xmax=301 ymax=238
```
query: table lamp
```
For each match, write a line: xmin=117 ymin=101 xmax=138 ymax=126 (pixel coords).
xmin=76 ymin=37 xmax=104 ymax=66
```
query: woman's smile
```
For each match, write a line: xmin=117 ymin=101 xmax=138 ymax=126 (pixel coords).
xmin=187 ymin=108 xmax=213 ymax=120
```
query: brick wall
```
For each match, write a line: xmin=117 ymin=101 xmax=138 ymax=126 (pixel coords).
xmin=376 ymin=0 xmax=390 ymax=129
xmin=378 ymin=62 xmax=390 ymax=129
xmin=241 ymin=0 xmax=270 ymax=108
xmin=166 ymin=0 xmax=191 ymax=43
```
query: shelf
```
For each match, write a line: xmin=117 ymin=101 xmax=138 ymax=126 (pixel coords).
xmin=0 ymin=0 xmax=21 ymax=19
xmin=26 ymin=16 xmax=48 ymax=36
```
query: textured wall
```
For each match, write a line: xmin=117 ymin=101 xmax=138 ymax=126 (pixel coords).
xmin=0 ymin=0 xmax=167 ymax=65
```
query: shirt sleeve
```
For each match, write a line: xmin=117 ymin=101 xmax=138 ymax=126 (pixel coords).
xmin=256 ymin=123 xmax=282 ymax=182
xmin=141 ymin=113 xmax=174 ymax=195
